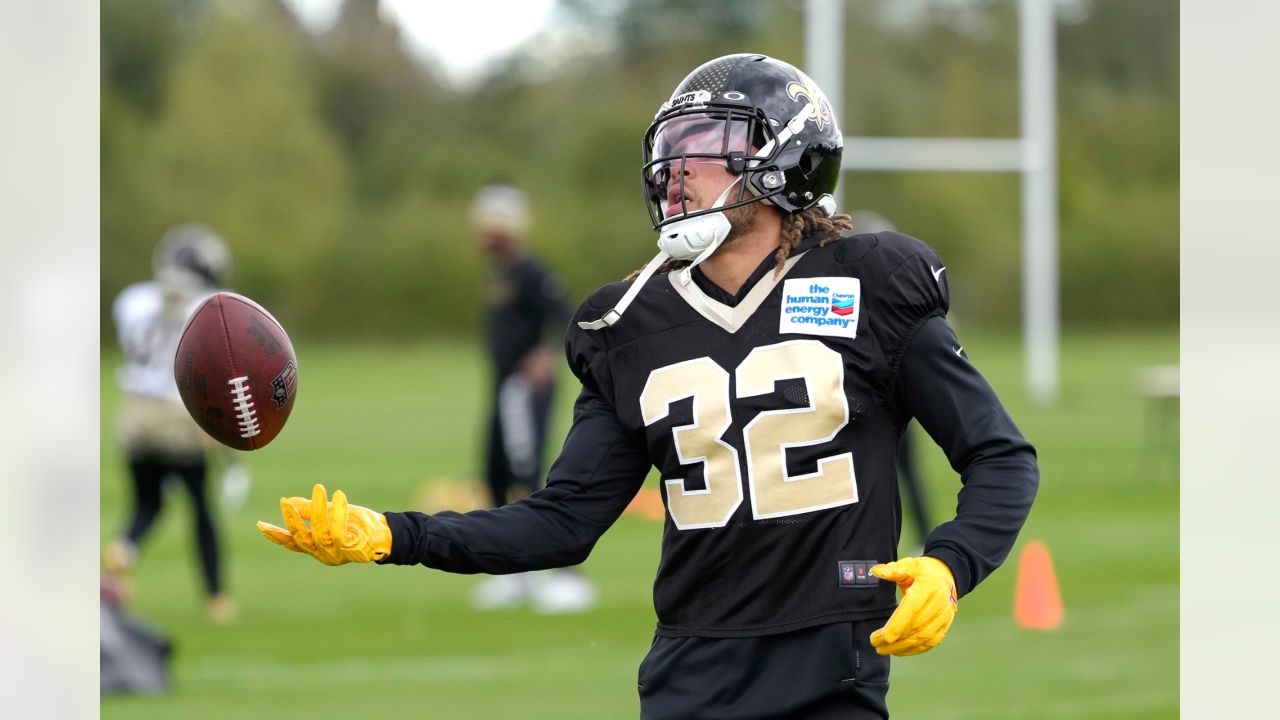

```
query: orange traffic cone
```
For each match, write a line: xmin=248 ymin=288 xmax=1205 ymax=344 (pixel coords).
xmin=1013 ymin=540 xmax=1063 ymax=630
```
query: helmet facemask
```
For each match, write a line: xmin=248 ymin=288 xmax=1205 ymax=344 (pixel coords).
xmin=641 ymin=103 xmax=786 ymax=230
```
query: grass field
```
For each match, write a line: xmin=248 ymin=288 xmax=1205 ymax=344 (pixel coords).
xmin=100 ymin=329 xmax=1178 ymax=719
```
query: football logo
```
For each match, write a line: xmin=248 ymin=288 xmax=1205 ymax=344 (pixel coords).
xmin=271 ymin=360 xmax=298 ymax=408
xmin=838 ymin=560 xmax=879 ymax=588
xmin=786 ymin=71 xmax=834 ymax=131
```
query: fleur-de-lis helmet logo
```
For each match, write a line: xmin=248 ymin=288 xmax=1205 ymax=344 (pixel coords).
xmin=786 ymin=70 xmax=834 ymax=131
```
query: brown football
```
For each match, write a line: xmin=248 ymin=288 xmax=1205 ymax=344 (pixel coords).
xmin=173 ymin=292 xmax=299 ymax=451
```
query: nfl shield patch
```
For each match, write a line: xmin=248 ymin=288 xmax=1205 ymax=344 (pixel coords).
xmin=270 ymin=361 xmax=298 ymax=408
xmin=838 ymin=560 xmax=879 ymax=588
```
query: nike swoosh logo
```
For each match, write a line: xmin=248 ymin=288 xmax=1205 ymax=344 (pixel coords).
xmin=931 ymin=265 xmax=947 ymax=282
xmin=953 ymin=346 xmax=964 ymax=357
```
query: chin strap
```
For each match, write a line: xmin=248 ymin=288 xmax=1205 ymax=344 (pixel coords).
xmin=575 ymin=250 xmax=672 ymax=330
xmin=578 ymin=179 xmax=741 ymax=331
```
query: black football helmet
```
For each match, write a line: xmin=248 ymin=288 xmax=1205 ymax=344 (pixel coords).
xmin=642 ymin=53 xmax=843 ymax=229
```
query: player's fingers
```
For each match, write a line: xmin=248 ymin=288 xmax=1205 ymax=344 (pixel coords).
xmin=887 ymin=605 xmax=951 ymax=651
xmin=870 ymin=627 xmax=897 ymax=656
xmin=883 ymin=613 xmax=953 ymax=656
xmin=887 ymin=586 xmax=957 ymax=651
xmin=870 ymin=562 xmax=906 ymax=581
xmin=257 ymin=521 xmax=303 ymax=552
xmin=871 ymin=603 xmax=914 ymax=648
xmin=878 ymin=637 xmax=932 ymax=656
xmin=874 ymin=618 xmax=931 ymax=655
xmin=332 ymin=490 xmax=350 ymax=547
xmin=285 ymin=496 xmax=311 ymax=519
xmin=285 ymin=496 xmax=340 ymax=521
xmin=310 ymin=484 xmax=332 ymax=546
xmin=914 ymin=610 xmax=954 ymax=647
xmin=870 ymin=626 xmax=886 ymax=647
xmin=871 ymin=563 xmax=913 ymax=592
xmin=872 ymin=631 xmax=910 ymax=655
xmin=280 ymin=496 xmax=314 ymax=548
xmin=878 ymin=592 xmax=925 ymax=644
xmin=882 ymin=582 xmax=950 ymax=643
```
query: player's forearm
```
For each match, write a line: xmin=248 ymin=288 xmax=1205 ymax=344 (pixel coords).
xmin=381 ymin=489 xmax=606 ymax=574
xmin=898 ymin=315 xmax=1040 ymax=597
xmin=920 ymin=446 xmax=1038 ymax=597
xmin=381 ymin=467 xmax=644 ymax=573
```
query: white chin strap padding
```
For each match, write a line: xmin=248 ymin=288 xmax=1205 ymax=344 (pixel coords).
xmin=657 ymin=211 xmax=732 ymax=262
xmin=657 ymin=177 xmax=741 ymax=260
xmin=658 ymin=175 xmax=740 ymax=272
xmin=665 ymin=178 xmax=739 ymax=288
xmin=576 ymin=250 xmax=671 ymax=330
xmin=578 ymin=179 xmax=740 ymax=331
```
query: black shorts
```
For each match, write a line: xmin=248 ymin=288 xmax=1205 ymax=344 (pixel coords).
xmin=638 ymin=618 xmax=891 ymax=720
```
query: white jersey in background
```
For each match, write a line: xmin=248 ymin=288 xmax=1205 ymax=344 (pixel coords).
xmin=113 ymin=282 xmax=211 ymax=402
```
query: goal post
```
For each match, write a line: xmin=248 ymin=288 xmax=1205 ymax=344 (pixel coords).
xmin=805 ymin=0 xmax=1060 ymax=404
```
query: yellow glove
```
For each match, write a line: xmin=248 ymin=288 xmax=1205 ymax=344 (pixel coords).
xmin=869 ymin=556 xmax=958 ymax=656
xmin=256 ymin=483 xmax=392 ymax=565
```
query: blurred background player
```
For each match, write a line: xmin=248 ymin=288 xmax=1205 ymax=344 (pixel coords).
xmin=105 ymin=223 xmax=240 ymax=623
xmin=469 ymin=183 xmax=597 ymax=613
xmin=850 ymin=210 xmax=934 ymax=554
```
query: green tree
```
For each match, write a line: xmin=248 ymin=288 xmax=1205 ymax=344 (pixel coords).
xmin=101 ymin=0 xmax=1178 ymax=341
xmin=121 ymin=1 xmax=351 ymax=335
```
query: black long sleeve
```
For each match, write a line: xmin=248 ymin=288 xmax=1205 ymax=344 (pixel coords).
xmin=379 ymin=385 xmax=651 ymax=574
xmin=898 ymin=315 xmax=1040 ymax=597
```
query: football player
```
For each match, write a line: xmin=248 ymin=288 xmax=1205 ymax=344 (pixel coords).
xmin=108 ymin=223 xmax=240 ymax=623
xmin=468 ymin=182 xmax=597 ymax=614
xmin=260 ymin=54 xmax=1038 ymax=718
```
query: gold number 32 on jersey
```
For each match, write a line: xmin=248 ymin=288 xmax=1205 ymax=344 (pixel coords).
xmin=639 ymin=339 xmax=858 ymax=530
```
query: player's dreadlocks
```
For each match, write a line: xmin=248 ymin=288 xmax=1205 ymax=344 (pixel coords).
xmin=774 ymin=206 xmax=853 ymax=276
xmin=625 ymin=207 xmax=854 ymax=281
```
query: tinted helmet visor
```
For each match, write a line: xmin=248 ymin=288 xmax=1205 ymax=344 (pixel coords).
xmin=642 ymin=109 xmax=776 ymax=227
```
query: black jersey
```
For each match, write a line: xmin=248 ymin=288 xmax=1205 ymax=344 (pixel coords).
xmin=381 ymin=231 xmax=1038 ymax=638
xmin=483 ymin=255 xmax=569 ymax=378
xmin=565 ymin=230 xmax=954 ymax=636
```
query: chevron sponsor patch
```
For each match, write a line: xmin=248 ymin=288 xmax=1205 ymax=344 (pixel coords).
xmin=779 ymin=277 xmax=860 ymax=339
